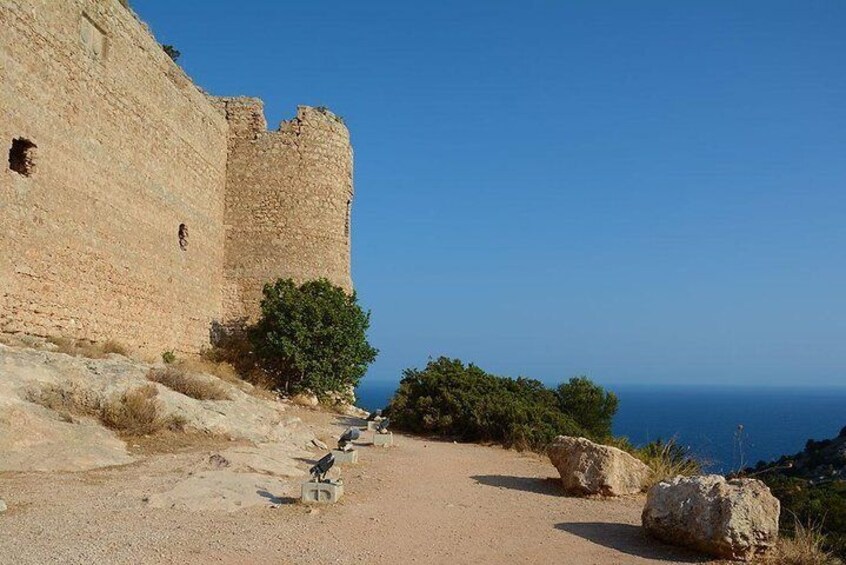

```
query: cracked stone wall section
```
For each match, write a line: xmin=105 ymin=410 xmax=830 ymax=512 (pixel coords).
xmin=0 ymin=0 xmax=229 ymax=354
xmin=214 ymin=97 xmax=354 ymax=327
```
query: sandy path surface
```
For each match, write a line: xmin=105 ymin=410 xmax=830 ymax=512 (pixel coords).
xmin=0 ymin=412 xmax=715 ymax=565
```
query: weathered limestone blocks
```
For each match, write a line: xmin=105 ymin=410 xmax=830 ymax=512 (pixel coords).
xmin=642 ymin=475 xmax=780 ymax=560
xmin=548 ymin=436 xmax=651 ymax=496
xmin=219 ymin=98 xmax=354 ymax=326
xmin=2 ymin=0 xmax=229 ymax=355
xmin=1 ymin=2 xmax=356 ymax=354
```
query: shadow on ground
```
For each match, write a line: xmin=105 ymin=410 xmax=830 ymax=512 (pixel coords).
xmin=555 ymin=522 xmax=711 ymax=563
xmin=256 ymin=490 xmax=298 ymax=505
xmin=471 ymin=474 xmax=563 ymax=496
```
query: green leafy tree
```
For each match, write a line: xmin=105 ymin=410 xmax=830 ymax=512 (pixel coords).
xmin=249 ymin=278 xmax=378 ymax=398
xmin=556 ymin=377 xmax=619 ymax=439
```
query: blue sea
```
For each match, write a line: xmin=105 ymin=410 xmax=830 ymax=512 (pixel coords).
xmin=355 ymin=380 xmax=846 ymax=474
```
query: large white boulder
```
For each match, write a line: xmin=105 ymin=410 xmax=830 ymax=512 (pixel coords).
xmin=548 ymin=436 xmax=651 ymax=496
xmin=642 ymin=475 xmax=779 ymax=560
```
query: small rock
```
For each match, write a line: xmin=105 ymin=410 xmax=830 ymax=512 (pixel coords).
xmin=311 ymin=438 xmax=328 ymax=450
xmin=0 ymin=499 xmax=6 ymax=513
xmin=208 ymin=454 xmax=230 ymax=469
xmin=642 ymin=474 xmax=780 ymax=560
xmin=292 ymin=392 xmax=319 ymax=407
xmin=548 ymin=436 xmax=651 ymax=496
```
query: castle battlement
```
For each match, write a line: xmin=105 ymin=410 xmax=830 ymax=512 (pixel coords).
xmin=0 ymin=0 xmax=354 ymax=353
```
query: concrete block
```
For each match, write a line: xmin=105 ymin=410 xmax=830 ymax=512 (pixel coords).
xmin=331 ymin=449 xmax=359 ymax=464
xmin=372 ymin=432 xmax=393 ymax=447
xmin=301 ymin=480 xmax=344 ymax=504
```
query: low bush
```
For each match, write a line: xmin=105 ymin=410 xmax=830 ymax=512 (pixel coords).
xmin=147 ymin=367 xmax=230 ymax=401
xmin=386 ymin=357 xmax=617 ymax=452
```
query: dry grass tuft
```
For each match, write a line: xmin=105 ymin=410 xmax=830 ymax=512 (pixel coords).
xmin=636 ymin=437 xmax=702 ymax=488
xmin=101 ymin=384 xmax=186 ymax=435
xmin=28 ymin=382 xmax=185 ymax=436
xmin=147 ymin=367 xmax=231 ymax=401
xmin=101 ymin=340 xmax=130 ymax=356
xmin=175 ymin=357 xmax=240 ymax=384
xmin=200 ymin=343 xmax=278 ymax=397
xmin=757 ymin=521 xmax=842 ymax=565
xmin=46 ymin=336 xmax=130 ymax=359
xmin=764 ymin=520 xmax=843 ymax=565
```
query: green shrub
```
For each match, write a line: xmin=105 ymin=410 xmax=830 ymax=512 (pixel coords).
xmin=386 ymin=357 xmax=615 ymax=451
xmin=249 ymin=278 xmax=378 ymax=398
xmin=162 ymin=44 xmax=180 ymax=62
xmin=161 ymin=350 xmax=176 ymax=364
xmin=556 ymin=377 xmax=618 ymax=438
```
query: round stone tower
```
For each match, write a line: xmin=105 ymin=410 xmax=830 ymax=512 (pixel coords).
xmin=217 ymin=98 xmax=353 ymax=326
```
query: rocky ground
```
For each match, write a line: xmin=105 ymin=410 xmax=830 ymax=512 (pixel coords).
xmin=0 ymin=344 xmax=717 ymax=564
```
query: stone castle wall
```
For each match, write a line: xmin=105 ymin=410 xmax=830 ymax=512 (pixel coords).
xmin=0 ymin=0 xmax=354 ymax=353
xmin=216 ymin=98 xmax=353 ymax=326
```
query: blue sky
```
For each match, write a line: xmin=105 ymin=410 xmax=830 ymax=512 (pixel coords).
xmin=135 ymin=1 xmax=846 ymax=387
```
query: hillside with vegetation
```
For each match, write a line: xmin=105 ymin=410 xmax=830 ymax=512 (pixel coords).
xmin=744 ymin=427 xmax=846 ymax=559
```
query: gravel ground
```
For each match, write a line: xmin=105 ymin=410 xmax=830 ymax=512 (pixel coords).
xmin=0 ymin=409 xmax=715 ymax=565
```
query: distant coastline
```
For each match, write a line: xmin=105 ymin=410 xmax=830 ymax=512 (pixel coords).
xmin=356 ymin=379 xmax=846 ymax=473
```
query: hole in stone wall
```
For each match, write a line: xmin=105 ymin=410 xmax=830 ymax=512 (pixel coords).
xmin=178 ymin=223 xmax=188 ymax=251
xmin=8 ymin=138 xmax=37 ymax=176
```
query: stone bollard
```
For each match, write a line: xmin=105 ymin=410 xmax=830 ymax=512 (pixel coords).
xmin=331 ymin=449 xmax=359 ymax=464
xmin=372 ymin=432 xmax=393 ymax=447
xmin=301 ymin=480 xmax=344 ymax=504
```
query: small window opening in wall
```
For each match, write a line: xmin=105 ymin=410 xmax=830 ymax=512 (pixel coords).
xmin=8 ymin=138 xmax=37 ymax=176
xmin=80 ymin=14 xmax=107 ymax=61
xmin=178 ymin=223 xmax=189 ymax=251
xmin=344 ymin=199 xmax=351 ymax=241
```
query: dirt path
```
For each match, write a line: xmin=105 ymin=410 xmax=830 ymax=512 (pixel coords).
xmin=0 ymin=413 xmax=715 ymax=564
